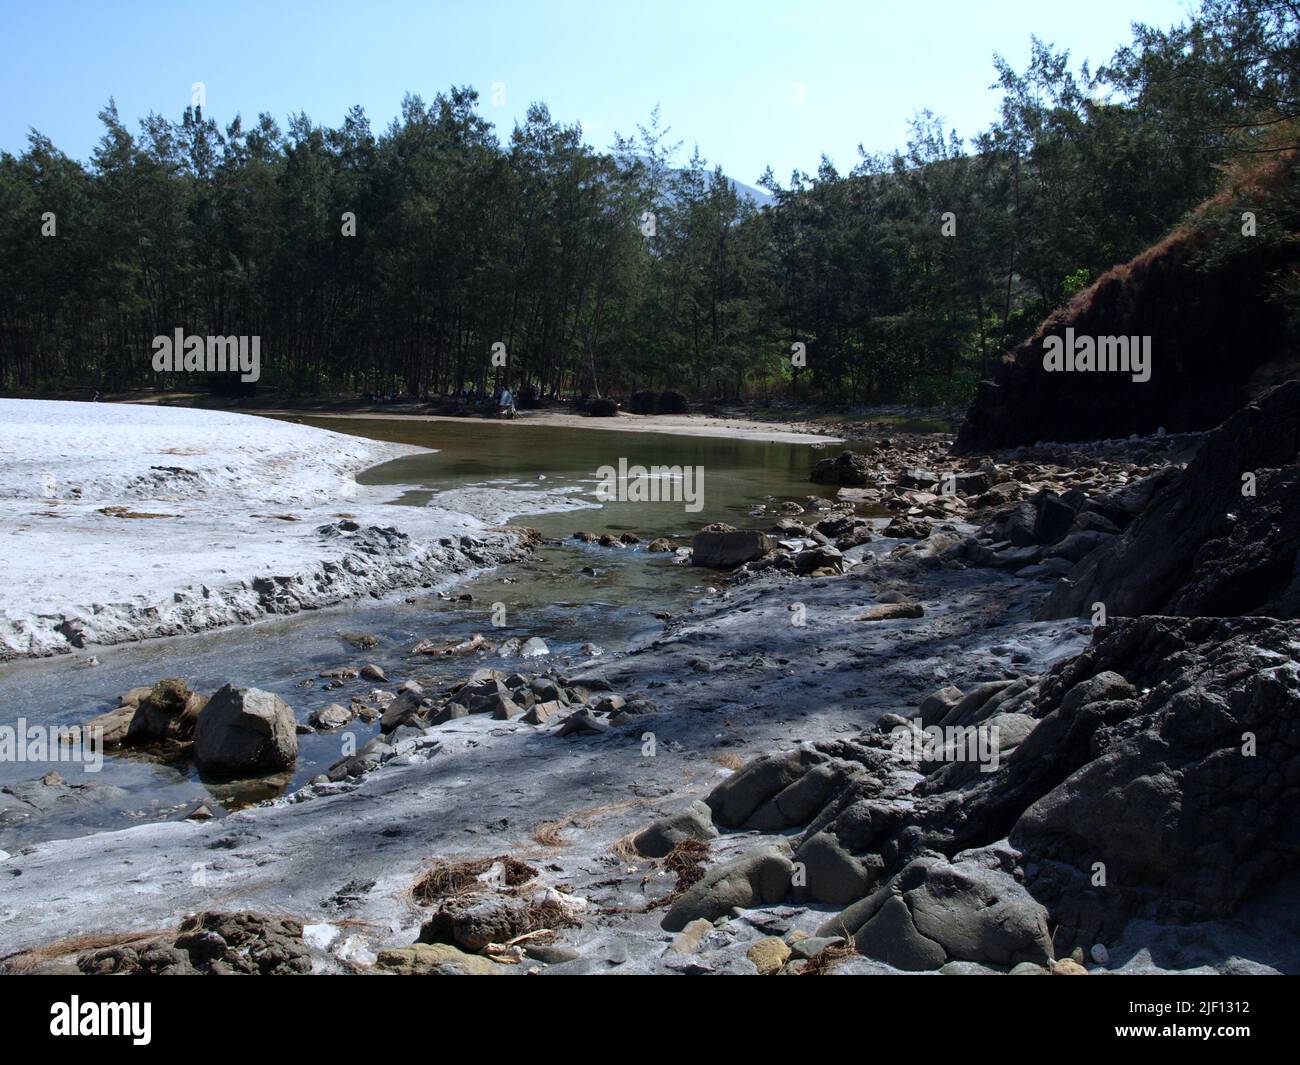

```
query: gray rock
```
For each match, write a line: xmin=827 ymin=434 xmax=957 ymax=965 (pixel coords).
xmin=809 ymin=451 xmax=870 ymax=487
xmin=380 ymin=688 xmax=428 ymax=731
xmin=428 ymin=701 xmax=469 ymax=725
xmin=661 ymin=844 xmax=795 ymax=932
xmin=555 ymin=709 xmax=609 ymax=736
xmin=746 ymin=761 xmax=855 ymax=831
xmin=792 ymin=830 xmax=879 ymax=905
xmin=309 ymin=703 xmax=353 ymax=730
xmin=902 ymin=857 xmax=1053 ymax=967
xmin=632 ymin=801 xmax=719 ymax=858
xmin=918 ymin=685 xmax=963 ymax=727
xmin=690 ymin=523 xmax=774 ymax=569
xmin=853 ymin=894 xmax=948 ymax=971
xmin=705 ymin=748 xmax=825 ymax=828
xmin=525 ymin=943 xmax=580 ymax=964
xmin=193 ymin=685 xmax=298 ymax=778
xmin=1045 ymin=529 xmax=1112 ymax=563
xmin=789 ymin=935 xmax=845 ymax=960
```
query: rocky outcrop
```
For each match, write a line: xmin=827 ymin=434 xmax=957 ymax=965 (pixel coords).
xmin=649 ymin=613 xmax=1300 ymax=968
xmin=955 ymin=187 xmax=1298 ymax=452
xmin=810 ymin=450 xmax=870 ymax=486
xmin=193 ymin=685 xmax=298 ymax=779
xmin=661 ymin=843 xmax=795 ymax=932
xmin=78 ymin=911 xmax=312 ymax=975
xmin=81 ymin=678 xmax=207 ymax=750
xmin=819 ymin=851 xmax=1053 ymax=971
xmin=632 ymin=801 xmax=719 ymax=858
xmin=1038 ymin=381 xmax=1300 ymax=620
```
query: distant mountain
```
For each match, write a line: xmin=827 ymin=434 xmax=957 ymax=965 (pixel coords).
xmin=618 ymin=155 xmax=773 ymax=209
xmin=728 ymin=176 xmax=774 ymax=208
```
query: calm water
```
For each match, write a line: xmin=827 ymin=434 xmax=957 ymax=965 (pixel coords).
xmin=0 ymin=415 xmax=859 ymax=846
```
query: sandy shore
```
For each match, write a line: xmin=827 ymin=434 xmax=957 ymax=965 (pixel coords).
xmin=250 ymin=406 xmax=844 ymax=445
xmin=0 ymin=400 xmax=567 ymax=660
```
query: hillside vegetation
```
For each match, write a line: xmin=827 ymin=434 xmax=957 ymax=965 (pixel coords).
xmin=3 ymin=1 xmax=1294 ymax=407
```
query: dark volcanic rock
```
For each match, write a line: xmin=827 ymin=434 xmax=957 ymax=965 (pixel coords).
xmin=690 ymin=523 xmax=773 ymax=569
xmin=702 ymin=613 xmax=1300 ymax=964
xmin=78 ymin=911 xmax=312 ymax=975
xmin=1038 ymin=381 xmax=1300 ymax=620
xmin=193 ymin=684 xmax=298 ymax=778
xmin=810 ymin=450 xmax=870 ymax=486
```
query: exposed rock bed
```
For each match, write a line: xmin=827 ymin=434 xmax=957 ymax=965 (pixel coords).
xmin=1038 ymin=380 xmax=1300 ymax=620
xmin=5 ymin=398 xmax=1299 ymax=976
xmin=648 ymin=612 xmax=1299 ymax=972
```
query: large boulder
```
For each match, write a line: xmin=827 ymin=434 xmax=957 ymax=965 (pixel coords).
xmin=632 ymin=801 xmax=719 ymax=858
xmin=705 ymin=748 xmax=826 ymax=827
xmin=376 ymin=943 xmax=498 ymax=975
xmin=810 ymin=451 xmax=870 ymax=487
xmin=419 ymin=894 xmax=536 ymax=953
xmin=690 ymin=523 xmax=773 ymax=569
xmin=660 ymin=844 xmax=794 ymax=932
xmin=792 ymin=830 xmax=880 ymax=905
xmin=821 ymin=854 xmax=1053 ymax=971
xmin=193 ymin=685 xmax=298 ymax=778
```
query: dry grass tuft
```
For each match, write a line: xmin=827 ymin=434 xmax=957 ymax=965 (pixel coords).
xmin=0 ymin=929 xmax=167 ymax=975
xmin=411 ymin=855 xmax=538 ymax=904
xmin=800 ymin=939 xmax=858 ymax=976
xmin=641 ymin=838 xmax=711 ymax=911
xmin=609 ymin=831 xmax=643 ymax=863
xmin=662 ymin=838 xmax=709 ymax=893
xmin=531 ymin=819 xmax=571 ymax=848
xmin=97 ymin=505 xmax=178 ymax=519
xmin=712 ymin=751 xmax=746 ymax=770
xmin=528 ymin=798 xmax=645 ymax=851
xmin=516 ymin=897 xmax=582 ymax=937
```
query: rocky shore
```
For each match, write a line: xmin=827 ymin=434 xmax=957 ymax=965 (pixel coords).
xmin=3 ymin=385 xmax=1297 ymax=976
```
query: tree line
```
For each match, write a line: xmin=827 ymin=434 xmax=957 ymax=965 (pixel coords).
xmin=1 ymin=0 xmax=1295 ymax=406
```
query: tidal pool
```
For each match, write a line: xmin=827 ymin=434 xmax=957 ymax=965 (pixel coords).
xmin=0 ymin=415 xmax=869 ymax=846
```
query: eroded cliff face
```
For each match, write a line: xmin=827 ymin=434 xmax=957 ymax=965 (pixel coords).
xmin=955 ymin=159 xmax=1300 ymax=453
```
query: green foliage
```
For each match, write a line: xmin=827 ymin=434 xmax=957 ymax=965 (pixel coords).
xmin=1060 ymin=268 xmax=1091 ymax=301
xmin=0 ymin=1 xmax=1291 ymax=403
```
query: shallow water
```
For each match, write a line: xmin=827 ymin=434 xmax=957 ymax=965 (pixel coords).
xmin=0 ymin=416 xmax=866 ymax=847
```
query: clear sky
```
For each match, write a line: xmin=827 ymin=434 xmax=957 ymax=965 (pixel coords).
xmin=1 ymin=0 xmax=1194 ymax=184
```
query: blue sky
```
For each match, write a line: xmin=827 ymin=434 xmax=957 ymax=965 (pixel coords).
xmin=1 ymin=0 xmax=1193 ymax=184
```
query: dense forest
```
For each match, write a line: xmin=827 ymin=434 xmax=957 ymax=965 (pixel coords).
xmin=0 ymin=0 xmax=1296 ymax=405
